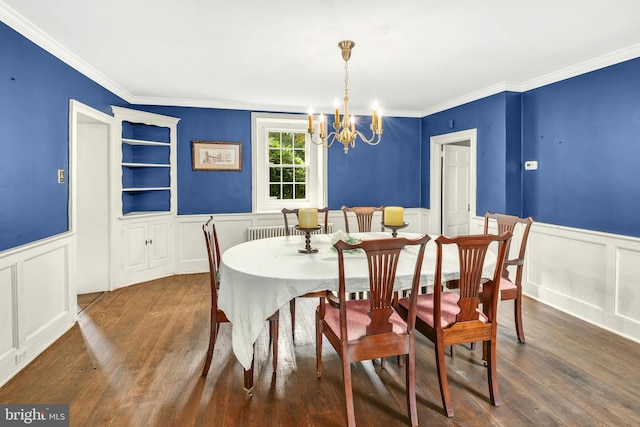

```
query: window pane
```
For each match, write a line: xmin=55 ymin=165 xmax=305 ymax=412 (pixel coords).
xmin=282 ymin=184 xmax=293 ymax=199
xmin=294 ymin=149 xmax=305 ymax=162
xmin=281 ymin=147 xmax=293 ymax=166
xmin=282 ymin=132 xmax=293 ymax=148
xmin=282 ymin=167 xmax=294 ymax=182
xmin=269 ymin=149 xmax=281 ymax=164
xmin=294 ymin=133 xmax=305 ymax=149
xmin=268 ymin=132 xmax=281 ymax=146
xmin=269 ymin=167 xmax=281 ymax=182
xmin=294 ymin=167 xmax=306 ymax=183
xmin=270 ymin=184 xmax=281 ymax=199
xmin=295 ymin=184 xmax=306 ymax=199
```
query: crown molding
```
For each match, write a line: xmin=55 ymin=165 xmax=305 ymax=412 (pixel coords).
xmin=0 ymin=1 xmax=133 ymax=103
xmin=131 ymin=95 xmax=423 ymax=118
xmin=419 ymin=82 xmax=524 ymax=117
xmin=520 ymin=42 xmax=640 ymax=92
xmin=3 ymin=1 xmax=639 ymax=119
xmin=420 ymin=43 xmax=640 ymax=116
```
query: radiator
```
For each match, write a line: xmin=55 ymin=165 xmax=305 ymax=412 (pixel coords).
xmin=247 ymin=224 xmax=333 ymax=241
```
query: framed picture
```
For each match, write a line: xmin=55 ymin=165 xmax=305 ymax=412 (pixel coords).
xmin=192 ymin=141 xmax=242 ymax=171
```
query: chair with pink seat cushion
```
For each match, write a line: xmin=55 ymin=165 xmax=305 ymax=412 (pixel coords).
xmin=316 ymin=234 xmax=430 ymax=427
xmin=396 ymin=232 xmax=511 ymax=418
xmin=480 ymin=211 xmax=534 ymax=343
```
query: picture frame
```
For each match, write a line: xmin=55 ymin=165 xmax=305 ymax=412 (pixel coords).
xmin=192 ymin=141 xmax=242 ymax=171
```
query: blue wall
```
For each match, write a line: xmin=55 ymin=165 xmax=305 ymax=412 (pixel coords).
xmin=522 ymin=58 xmax=640 ymax=236
xmin=0 ymin=22 xmax=127 ymax=252
xmin=135 ymin=106 xmax=422 ymax=213
xmin=421 ymin=92 xmax=523 ymax=216
xmin=3 ymin=17 xmax=640 ymax=253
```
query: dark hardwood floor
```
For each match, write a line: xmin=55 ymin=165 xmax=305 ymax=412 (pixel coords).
xmin=1 ymin=273 xmax=639 ymax=426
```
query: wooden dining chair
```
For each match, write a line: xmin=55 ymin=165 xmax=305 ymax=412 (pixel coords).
xmin=281 ymin=207 xmax=330 ymax=341
xmin=480 ymin=211 xmax=534 ymax=343
xmin=341 ymin=205 xmax=384 ymax=233
xmin=201 ymin=217 xmax=279 ymax=395
xmin=396 ymin=232 xmax=511 ymax=417
xmin=316 ymin=234 xmax=431 ymax=427
xmin=281 ymin=207 xmax=330 ymax=235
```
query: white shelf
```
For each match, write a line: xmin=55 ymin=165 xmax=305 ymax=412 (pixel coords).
xmin=122 ymin=138 xmax=170 ymax=146
xmin=119 ymin=211 xmax=172 ymax=219
xmin=122 ymin=163 xmax=170 ymax=168
xmin=122 ymin=187 xmax=170 ymax=192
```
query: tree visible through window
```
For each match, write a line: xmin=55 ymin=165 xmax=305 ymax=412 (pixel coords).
xmin=268 ymin=131 xmax=307 ymax=200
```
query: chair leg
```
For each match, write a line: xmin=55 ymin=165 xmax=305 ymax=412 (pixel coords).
xmin=290 ymin=298 xmax=296 ymax=341
xmin=342 ymin=356 xmax=357 ymax=427
xmin=269 ymin=318 xmax=278 ymax=374
xmin=434 ymin=338 xmax=455 ymax=417
xmin=201 ymin=309 xmax=217 ymax=377
xmin=243 ymin=353 xmax=255 ymax=397
xmin=405 ymin=351 xmax=418 ymax=427
xmin=485 ymin=339 xmax=501 ymax=407
xmin=514 ymin=298 xmax=526 ymax=343
xmin=316 ymin=309 xmax=323 ymax=378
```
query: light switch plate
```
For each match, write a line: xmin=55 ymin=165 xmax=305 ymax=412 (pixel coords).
xmin=524 ymin=160 xmax=538 ymax=171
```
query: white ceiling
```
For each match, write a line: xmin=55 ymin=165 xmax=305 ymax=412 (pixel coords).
xmin=3 ymin=0 xmax=640 ymax=117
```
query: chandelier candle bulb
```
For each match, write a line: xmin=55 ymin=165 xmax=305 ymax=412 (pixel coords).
xmin=299 ymin=208 xmax=318 ymax=228
xmin=384 ymin=206 xmax=404 ymax=226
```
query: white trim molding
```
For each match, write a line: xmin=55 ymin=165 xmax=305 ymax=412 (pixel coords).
xmin=429 ymin=129 xmax=477 ymax=236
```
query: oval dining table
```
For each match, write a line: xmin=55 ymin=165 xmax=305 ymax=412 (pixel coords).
xmin=217 ymin=231 xmax=497 ymax=392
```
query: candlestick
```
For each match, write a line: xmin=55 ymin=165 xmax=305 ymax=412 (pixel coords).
xmin=381 ymin=222 xmax=409 ymax=238
xmin=295 ymin=225 xmax=322 ymax=253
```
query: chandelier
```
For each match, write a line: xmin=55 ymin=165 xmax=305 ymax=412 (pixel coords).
xmin=307 ymin=40 xmax=383 ymax=154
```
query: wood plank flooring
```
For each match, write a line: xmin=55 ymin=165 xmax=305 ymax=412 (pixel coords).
xmin=1 ymin=273 xmax=639 ymax=426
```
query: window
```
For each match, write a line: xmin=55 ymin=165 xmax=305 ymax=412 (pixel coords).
xmin=252 ymin=112 xmax=326 ymax=212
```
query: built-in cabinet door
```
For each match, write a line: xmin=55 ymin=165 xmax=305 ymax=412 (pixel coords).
xmin=148 ymin=220 xmax=170 ymax=269
xmin=122 ymin=219 xmax=171 ymax=276
xmin=123 ymin=222 xmax=149 ymax=273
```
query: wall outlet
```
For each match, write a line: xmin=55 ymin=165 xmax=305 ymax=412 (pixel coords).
xmin=58 ymin=169 xmax=65 ymax=183
xmin=15 ymin=350 xmax=28 ymax=365
xmin=524 ymin=160 xmax=538 ymax=171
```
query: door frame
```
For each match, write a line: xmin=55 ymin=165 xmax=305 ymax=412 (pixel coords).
xmin=429 ymin=128 xmax=477 ymax=235
xmin=69 ymin=99 xmax=114 ymax=292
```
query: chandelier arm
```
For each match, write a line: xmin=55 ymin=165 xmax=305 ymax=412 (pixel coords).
xmin=352 ymin=130 xmax=383 ymax=146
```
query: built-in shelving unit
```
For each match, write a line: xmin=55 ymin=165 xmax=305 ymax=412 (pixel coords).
xmin=111 ymin=107 xmax=180 ymax=287
xmin=112 ymin=108 xmax=179 ymax=217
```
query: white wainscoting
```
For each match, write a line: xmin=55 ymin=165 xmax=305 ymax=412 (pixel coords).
xmin=0 ymin=233 xmax=76 ymax=387
xmin=4 ymin=210 xmax=638 ymax=387
xmin=471 ymin=217 xmax=640 ymax=344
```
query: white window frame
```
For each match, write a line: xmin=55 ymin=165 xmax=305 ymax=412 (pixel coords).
xmin=252 ymin=112 xmax=327 ymax=212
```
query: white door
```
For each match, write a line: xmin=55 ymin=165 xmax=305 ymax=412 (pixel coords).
xmin=442 ymin=144 xmax=470 ymax=236
xmin=76 ymin=121 xmax=110 ymax=293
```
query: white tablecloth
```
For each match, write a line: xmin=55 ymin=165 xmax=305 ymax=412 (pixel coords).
xmin=218 ymin=232 xmax=496 ymax=370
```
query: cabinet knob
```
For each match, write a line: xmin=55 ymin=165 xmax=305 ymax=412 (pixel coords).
xmin=145 ymin=239 xmax=153 ymax=245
